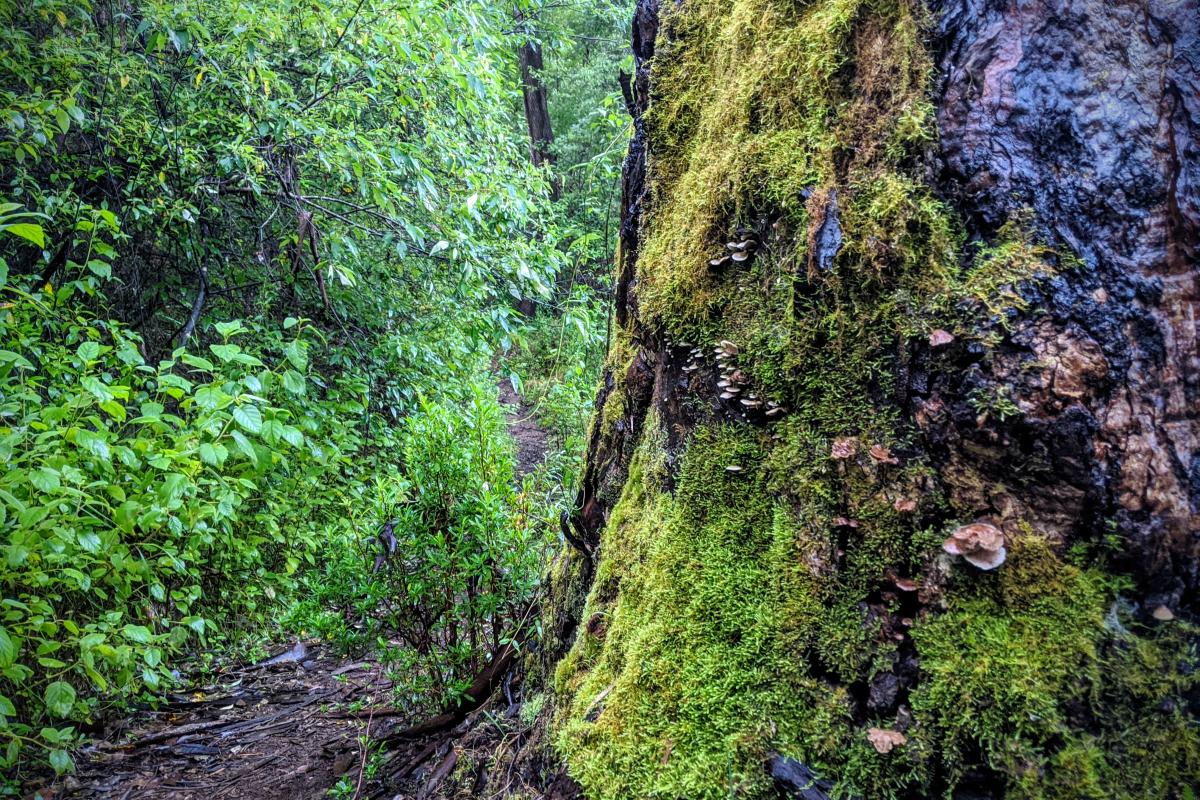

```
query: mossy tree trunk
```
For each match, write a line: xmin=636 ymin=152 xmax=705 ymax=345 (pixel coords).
xmin=543 ymin=0 xmax=1199 ymax=798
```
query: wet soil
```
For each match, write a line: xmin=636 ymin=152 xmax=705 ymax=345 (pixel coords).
xmin=34 ymin=644 xmax=392 ymax=800
xmin=498 ymin=375 xmax=551 ymax=478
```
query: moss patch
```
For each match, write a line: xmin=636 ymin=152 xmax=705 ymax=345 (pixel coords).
xmin=907 ymin=539 xmax=1199 ymax=800
xmin=555 ymin=424 xmax=840 ymax=798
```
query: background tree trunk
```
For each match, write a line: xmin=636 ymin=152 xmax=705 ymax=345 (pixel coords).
xmin=518 ymin=36 xmax=559 ymax=199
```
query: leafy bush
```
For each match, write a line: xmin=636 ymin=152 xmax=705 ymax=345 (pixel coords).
xmin=0 ymin=227 xmax=380 ymax=774
xmin=286 ymin=381 xmax=552 ymax=709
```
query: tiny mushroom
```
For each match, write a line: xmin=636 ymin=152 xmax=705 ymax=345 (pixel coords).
xmin=831 ymin=437 xmax=857 ymax=460
xmin=942 ymin=521 xmax=1007 ymax=570
xmin=1151 ymin=605 xmax=1175 ymax=621
xmin=893 ymin=497 xmax=917 ymax=513
xmin=867 ymin=728 xmax=906 ymax=754
xmin=869 ymin=444 xmax=900 ymax=465
xmin=725 ymin=465 xmax=744 ymax=473
xmin=894 ymin=577 xmax=918 ymax=592
xmin=709 ymin=255 xmax=731 ymax=268
xmin=929 ymin=328 xmax=955 ymax=347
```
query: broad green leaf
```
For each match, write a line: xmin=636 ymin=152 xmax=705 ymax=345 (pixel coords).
xmin=209 ymin=343 xmax=241 ymax=362
xmin=3 ymin=222 xmax=44 ymax=248
xmin=121 ymin=624 xmax=152 ymax=644
xmin=44 ymin=681 xmax=76 ymax=718
xmin=30 ymin=468 xmax=60 ymax=493
xmin=232 ymin=404 xmax=262 ymax=433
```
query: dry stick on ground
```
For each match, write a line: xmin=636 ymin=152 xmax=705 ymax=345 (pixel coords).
xmin=351 ymin=664 xmax=385 ymax=800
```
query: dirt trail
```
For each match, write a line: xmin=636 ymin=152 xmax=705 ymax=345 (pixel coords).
xmin=498 ymin=376 xmax=551 ymax=478
xmin=41 ymin=644 xmax=391 ymax=800
xmin=36 ymin=388 xmax=553 ymax=800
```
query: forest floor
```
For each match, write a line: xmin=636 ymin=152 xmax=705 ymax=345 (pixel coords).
xmin=498 ymin=374 xmax=550 ymax=478
xmin=56 ymin=644 xmax=392 ymax=800
xmin=32 ymin=384 xmax=552 ymax=800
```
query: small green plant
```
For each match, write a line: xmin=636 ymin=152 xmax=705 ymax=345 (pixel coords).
xmin=327 ymin=737 xmax=386 ymax=799
xmin=967 ymin=385 xmax=1022 ymax=422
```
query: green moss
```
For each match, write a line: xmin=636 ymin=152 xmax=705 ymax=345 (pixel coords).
xmin=555 ymin=424 xmax=839 ymax=798
xmin=558 ymin=437 xmax=1200 ymax=798
xmin=907 ymin=538 xmax=1200 ymax=799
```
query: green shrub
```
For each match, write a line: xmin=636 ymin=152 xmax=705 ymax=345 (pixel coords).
xmin=0 ymin=224 xmax=371 ymax=774
xmin=286 ymin=381 xmax=554 ymax=710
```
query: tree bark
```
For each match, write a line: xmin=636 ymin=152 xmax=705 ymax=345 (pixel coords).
xmin=542 ymin=0 xmax=1200 ymax=798
xmin=518 ymin=36 xmax=559 ymax=199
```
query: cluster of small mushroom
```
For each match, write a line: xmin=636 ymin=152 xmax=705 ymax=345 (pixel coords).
xmin=713 ymin=340 xmax=785 ymax=418
xmin=709 ymin=235 xmax=758 ymax=268
xmin=680 ymin=343 xmax=703 ymax=375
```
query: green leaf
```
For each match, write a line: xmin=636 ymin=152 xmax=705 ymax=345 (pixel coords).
xmin=0 ymin=350 xmax=35 ymax=370
xmin=198 ymin=442 xmax=220 ymax=466
xmin=0 ymin=627 xmax=16 ymax=668
xmin=209 ymin=343 xmax=242 ymax=363
xmin=180 ymin=353 xmax=215 ymax=371
xmin=283 ymin=340 xmax=307 ymax=371
xmin=0 ymin=694 xmax=15 ymax=717
xmin=230 ymin=430 xmax=258 ymax=466
xmin=214 ymin=320 xmax=246 ymax=339
xmin=158 ymin=473 xmax=189 ymax=504
xmin=76 ymin=341 xmax=101 ymax=362
xmin=121 ymin=624 xmax=152 ymax=644
xmin=30 ymin=468 xmax=61 ymax=493
xmin=281 ymin=370 xmax=306 ymax=395
xmin=232 ymin=404 xmax=262 ymax=433
xmin=44 ymin=681 xmax=76 ymax=718
xmin=279 ymin=425 xmax=304 ymax=448
xmin=49 ymin=748 xmax=72 ymax=775
xmin=3 ymin=222 xmax=44 ymax=248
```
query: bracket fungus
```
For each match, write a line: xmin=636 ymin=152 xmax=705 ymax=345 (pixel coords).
xmin=867 ymin=728 xmax=906 ymax=754
xmin=869 ymin=444 xmax=899 ymax=465
xmin=942 ymin=521 xmax=1007 ymax=570
xmin=928 ymin=328 xmax=955 ymax=347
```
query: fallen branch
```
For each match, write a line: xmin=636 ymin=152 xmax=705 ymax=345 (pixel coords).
xmin=373 ymin=644 xmax=516 ymax=742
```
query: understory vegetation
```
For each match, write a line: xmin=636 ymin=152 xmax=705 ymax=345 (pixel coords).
xmin=0 ymin=0 xmax=626 ymax=783
xmin=4 ymin=0 xmax=1195 ymax=797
